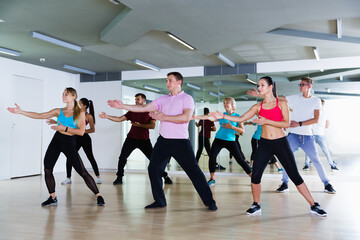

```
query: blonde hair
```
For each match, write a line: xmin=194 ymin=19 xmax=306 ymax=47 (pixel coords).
xmin=223 ymin=97 xmax=236 ymax=110
xmin=65 ymin=87 xmax=81 ymax=127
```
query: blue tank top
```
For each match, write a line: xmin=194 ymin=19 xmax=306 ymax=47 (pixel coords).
xmin=57 ymin=108 xmax=78 ymax=129
xmin=252 ymin=125 xmax=262 ymax=140
xmin=215 ymin=112 xmax=240 ymax=141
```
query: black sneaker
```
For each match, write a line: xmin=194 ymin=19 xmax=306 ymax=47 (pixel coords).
xmin=324 ymin=184 xmax=336 ymax=194
xmin=97 ymin=196 xmax=105 ymax=206
xmin=276 ymin=182 xmax=289 ymax=193
xmin=208 ymin=202 xmax=218 ymax=211
xmin=164 ymin=176 xmax=173 ymax=184
xmin=303 ymin=165 xmax=309 ymax=171
xmin=41 ymin=196 xmax=58 ymax=206
xmin=113 ymin=177 xmax=123 ymax=185
xmin=216 ymin=164 xmax=226 ymax=170
xmin=246 ymin=202 xmax=261 ymax=215
xmin=310 ymin=202 xmax=327 ymax=217
xmin=331 ymin=165 xmax=339 ymax=171
xmin=145 ymin=202 xmax=166 ymax=209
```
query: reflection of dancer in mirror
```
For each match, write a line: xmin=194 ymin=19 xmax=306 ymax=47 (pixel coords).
xmin=99 ymin=93 xmax=173 ymax=185
xmin=7 ymin=88 xmax=104 ymax=206
xmin=303 ymin=99 xmax=338 ymax=171
xmin=196 ymin=97 xmax=252 ymax=186
xmin=195 ymin=107 xmax=216 ymax=163
xmin=244 ymin=122 xmax=283 ymax=172
xmin=50 ymin=97 xmax=102 ymax=185
xmin=108 ymin=72 xmax=217 ymax=210
xmin=212 ymin=77 xmax=326 ymax=216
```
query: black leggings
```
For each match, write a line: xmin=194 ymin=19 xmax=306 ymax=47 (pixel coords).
xmin=44 ymin=132 xmax=99 ymax=194
xmin=195 ymin=136 xmax=211 ymax=163
xmin=66 ymin=133 xmax=100 ymax=178
xmin=117 ymin=137 xmax=168 ymax=178
xmin=209 ymin=138 xmax=252 ymax=174
xmin=229 ymin=135 xmax=246 ymax=160
xmin=251 ymin=138 xmax=277 ymax=163
xmin=251 ymin=137 xmax=304 ymax=185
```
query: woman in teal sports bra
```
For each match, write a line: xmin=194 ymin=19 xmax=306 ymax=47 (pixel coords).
xmin=8 ymin=87 xmax=105 ymax=206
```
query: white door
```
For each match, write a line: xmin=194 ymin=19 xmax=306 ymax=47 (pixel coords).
xmin=10 ymin=75 xmax=43 ymax=178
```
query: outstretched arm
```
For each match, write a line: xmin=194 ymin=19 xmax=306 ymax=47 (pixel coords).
xmin=194 ymin=114 xmax=217 ymax=122
xmin=107 ymin=100 xmax=157 ymax=112
xmin=149 ymin=108 xmax=193 ymax=123
xmin=8 ymin=104 xmax=59 ymax=119
xmin=210 ymin=104 xmax=259 ymax=123
xmin=99 ymin=112 xmax=127 ymax=122
xmin=131 ymin=119 xmax=155 ymax=129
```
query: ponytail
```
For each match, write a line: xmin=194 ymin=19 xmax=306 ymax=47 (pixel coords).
xmin=88 ymin=100 xmax=95 ymax=124
xmin=73 ymin=99 xmax=81 ymax=127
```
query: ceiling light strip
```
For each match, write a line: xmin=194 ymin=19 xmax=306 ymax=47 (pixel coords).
xmin=166 ymin=32 xmax=196 ymax=50
xmin=209 ymin=91 xmax=218 ymax=97
xmin=63 ymin=64 xmax=96 ymax=75
xmin=186 ymin=82 xmax=201 ymax=90
xmin=143 ymin=84 xmax=161 ymax=92
xmin=337 ymin=18 xmax=342 ymax=39
xmin=246 ymin=78 xmax=257 ymax=85
xmin=0 ymin=46 xmax=20 ymax=56
xmin=216 ymin=53 xmax=235 ymax=67
xmin=312 ymin=47 xmax=320 ymax=61
xmin=134 ymin=59 xmax=160 ymax=71
xmin=31 ymin=31 xmax=82 ymax=52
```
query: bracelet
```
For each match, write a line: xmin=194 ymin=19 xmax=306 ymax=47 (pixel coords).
xmin=65 ymin=127 xmax=68 ymax=132
xmin=299 ymin=121 xmax=302 ymax=127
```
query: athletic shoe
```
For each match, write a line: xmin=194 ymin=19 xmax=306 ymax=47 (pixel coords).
xmin=246 ymin=202 xmax=261 ymax=215
xmin=276 ymin=182 xmax=289 ymax=192
xmin=145 ymin=202 xmax=166 ymax=209
xmin=164 ymin=176 xmax=173 ymax=184
xmin=278 ymin=168 xmax=283 ymax=172
xmin=208 ymin=179 xmax=216 ymax=186
xmin=303 ymin=165 xmax=309 ymax=171
xmin=216 ymin=164 xmax=226 ymax=170
xmin=208 ymin=202 xmax=218 ymax=211
xmin=113 ymin=177 xmax=123 ymax=185
xmin=324 ymin=184 xmax=336 ymax=194
xmin=310 ymin=202 xmax=327 ymax=217
xmin=96 ymin=177 xmax=102 ymax=184
xmin=61 ymin=178 xmax=72 ymax=185
xmin=97 ymin=196 xmax=105 ymax=206
xmin=41 ymin=196 xmax=58 ymax=206
xmin=331 ymin=166 xmax=339 ymax=171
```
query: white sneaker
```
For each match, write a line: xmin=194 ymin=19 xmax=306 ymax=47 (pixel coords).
xmin=61 ymin=178 xmax=72 ymax=185
xmin=96 ymin=177 xmax=102 ymax=184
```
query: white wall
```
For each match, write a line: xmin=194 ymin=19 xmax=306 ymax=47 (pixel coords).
xmin=0 ymin=57 xmax=79 ymax=180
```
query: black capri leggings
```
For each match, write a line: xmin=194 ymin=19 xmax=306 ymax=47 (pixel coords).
xmin=66 ymin=133 xmax=100 ymax=178
xmin=209 ymin=138 xmax=251 ymax=174
xmin=251 ymin=137 xmax=304 ymax=185
xmin=229 ymin=134 xmax=246 ymax=160
xmin=43 ymin=132 xmax=99 ymax=194
xmin=251 ymin=138 xmax=277 ymax=163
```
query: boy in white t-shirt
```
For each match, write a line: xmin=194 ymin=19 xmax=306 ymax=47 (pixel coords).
xmin=275 ymin=77 xmax=336 ymax=194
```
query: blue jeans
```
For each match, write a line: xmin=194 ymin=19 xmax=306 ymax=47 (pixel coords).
xmin=282 ymin=133 xmax=330 ymax=186
xmin=304 ymin=135 xmax=335 ymax=167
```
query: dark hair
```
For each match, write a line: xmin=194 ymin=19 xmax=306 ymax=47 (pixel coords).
xmin=167 ymin=72 xmax=183 ymax=86
xmin=204 ymin=107 xmax=209 ymax=115
xmin=135 ymin=93 xmax=146 ymax=100
xmin=80 ymin=97 xmax=95 ymax=124
xmin=260 ymin=76 xmax=277 ymax=98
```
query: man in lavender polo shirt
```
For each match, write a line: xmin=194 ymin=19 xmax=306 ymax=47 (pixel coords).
xmin=108 ymin=72 xmax=217 ymax=211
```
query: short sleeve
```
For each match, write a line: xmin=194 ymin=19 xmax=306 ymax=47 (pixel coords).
xmin=314 ymin=98 xmax=321 ymax=110
xmin=183 ymin=94 xmax=195 ymax=111
xmin=285 ymin=94 xmax=298 ymax=106
xmin=152 ymin=95 xmax=167 ymax=111
xmin=124 ymin=111 xmax=132 ymax=121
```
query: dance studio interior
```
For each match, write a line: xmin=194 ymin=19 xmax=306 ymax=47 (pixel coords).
xmin=1 ymin=0 xmax=360 ymax=239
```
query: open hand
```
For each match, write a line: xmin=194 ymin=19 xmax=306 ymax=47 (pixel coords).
xmin=46 ymin=119 xmax=57 ymax=125
xmin=7 ymin=103 xmax=22 ymax=114
xmin=107 ymin=100 xmax=124 ymax=109
xmin=247 ymin=88 xmax=259 ymax=97
xmin=51 ymin=121 xmax=66 ymax=131
xmin=149 ymin=111 xmax=165 ymax=121
xmin=209 ymin=110 xmax=223 ymax=120
xmin=253 ymin=116 xmax=267 ymax=125
xmin=98 ymin=112 xmax=108 ymax=119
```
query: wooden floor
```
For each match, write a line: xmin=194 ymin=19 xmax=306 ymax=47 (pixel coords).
xmin=1 ymin=155 xmax=360 ymax=240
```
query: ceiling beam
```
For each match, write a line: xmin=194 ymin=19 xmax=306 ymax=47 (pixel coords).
xmin=268 ymin=28 xmax=360 ymax=44
xmin=288 ymin=68 xmax=360 ymax=81
xmin=314 ymin=91 xmax=360 ymax=97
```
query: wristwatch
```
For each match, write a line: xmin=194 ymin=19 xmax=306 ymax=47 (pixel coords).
xmin=299 ymin=121 xmax=302 ymax=127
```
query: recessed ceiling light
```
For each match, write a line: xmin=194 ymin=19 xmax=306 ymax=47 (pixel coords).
xmin=0 ymin=19 xmax=5 ymax=23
